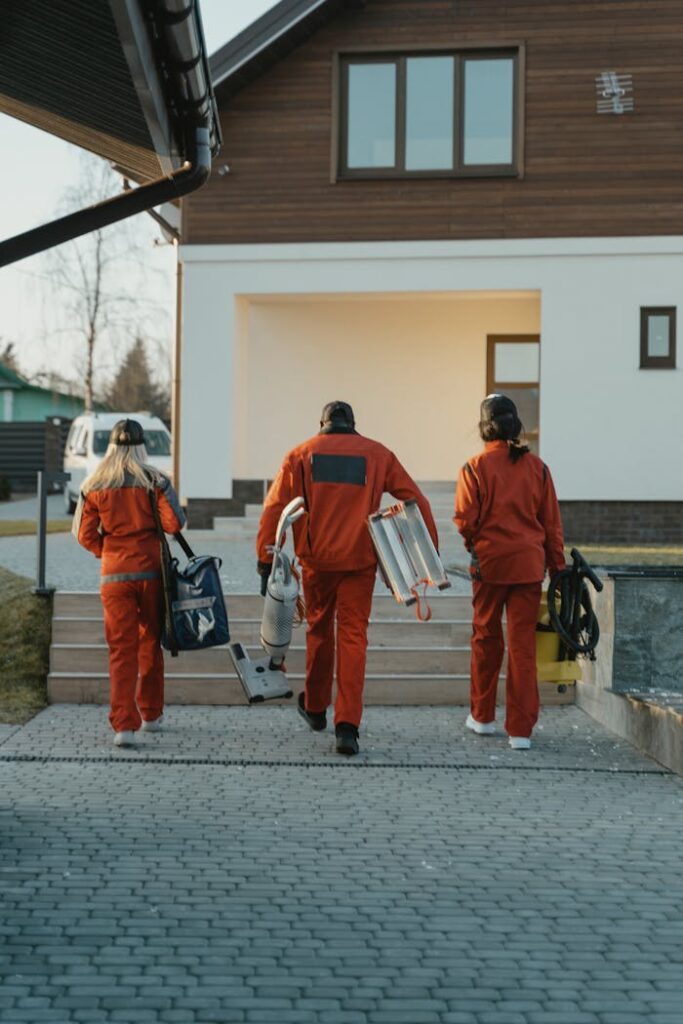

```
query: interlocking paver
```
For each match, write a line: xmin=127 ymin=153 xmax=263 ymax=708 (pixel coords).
xmin=0 ymin=706 xmax=681 ymax=1023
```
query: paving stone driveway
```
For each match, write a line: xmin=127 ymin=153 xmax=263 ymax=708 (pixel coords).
xmin=1 ymin=706 xmax=682 ymax=1024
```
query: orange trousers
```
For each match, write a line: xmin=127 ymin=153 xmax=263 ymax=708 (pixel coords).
xmin=101 ymin=578 xmax=165 ymax=733
xmin=302 ymin=567 xmax=376 ymax=728
xmin=471 ymin=580 xmax=542 ymax=738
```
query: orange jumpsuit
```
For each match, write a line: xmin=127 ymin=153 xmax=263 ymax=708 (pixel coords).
xmin=257 ymin=429 xmax=438 ymax=727
xmin=73 ymin=476 xmax=185 ymax=733
xmin=454 ymin=440 xmax=565 ymax=738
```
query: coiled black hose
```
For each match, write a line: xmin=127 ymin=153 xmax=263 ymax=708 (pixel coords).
xmin=547 ymin=548 xmax=603 ymax=659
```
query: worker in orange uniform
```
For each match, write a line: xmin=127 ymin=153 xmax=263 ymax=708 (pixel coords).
xmin=257 ymin=401 xmax=438 ymax=756
xmin=454 ymin=394 xmax=565 ymax=750
xmin=73 ymin=419 xmax=185 ymax=748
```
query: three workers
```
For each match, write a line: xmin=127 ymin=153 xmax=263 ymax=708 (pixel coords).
xmin=74 ymin=396 xmax=566 ymax=755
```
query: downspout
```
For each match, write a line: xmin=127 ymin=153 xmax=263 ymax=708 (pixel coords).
xmin=0 ymin=126 xmax=211 ymax=268
xmin=172 ymin=260 xmax=183 ymax=492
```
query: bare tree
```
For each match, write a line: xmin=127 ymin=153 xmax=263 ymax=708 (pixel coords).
xmin=0 ymin=340 xmax=20 ymax=374
xmin=45 ymin=156 xmax=174 ymax=411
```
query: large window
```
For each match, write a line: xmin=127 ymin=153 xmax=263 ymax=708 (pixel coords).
xmin=339 ymin=50 xmax=519 ymax=179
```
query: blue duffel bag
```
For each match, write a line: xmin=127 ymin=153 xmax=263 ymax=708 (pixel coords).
xmin=150 ymin=492 xmax=230 ymax=657
xmin=164 ymin=553 xmax=230 ymax=654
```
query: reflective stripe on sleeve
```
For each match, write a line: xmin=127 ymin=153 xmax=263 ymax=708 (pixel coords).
xmin=101 ymin=571 xmax=160 ymax=584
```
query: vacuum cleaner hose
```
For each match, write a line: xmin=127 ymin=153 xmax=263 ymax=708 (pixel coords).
xmin=547 ymin=549 xmax=602 ymax=658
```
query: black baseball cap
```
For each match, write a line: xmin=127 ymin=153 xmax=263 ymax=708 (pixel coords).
xmin=110 ymin=418 xmax=145 ymax=447
xmin=320 ymin=400 xmax=355 ymax=428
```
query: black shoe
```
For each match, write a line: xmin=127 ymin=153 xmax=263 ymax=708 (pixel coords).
xmin=335 ymin=722 xmax=359 ymax=756
xmin=297 ymin=692 xmax=327 ymax=732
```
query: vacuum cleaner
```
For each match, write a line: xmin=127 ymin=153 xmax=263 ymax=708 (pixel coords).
xmin=229 ymin=496 xmax=305 ymax=703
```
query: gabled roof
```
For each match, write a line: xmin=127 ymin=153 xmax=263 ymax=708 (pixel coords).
xmin=0 ymin=364 xmax=25 ymax=391
xmin=0 ymin=362 xmax=82 ymax=401
xmin=210 ymin=0 xmax=366 ymax=98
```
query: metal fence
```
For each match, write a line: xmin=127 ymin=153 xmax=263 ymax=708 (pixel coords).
xmin=0 ymin=419 xmax=71 ymax=493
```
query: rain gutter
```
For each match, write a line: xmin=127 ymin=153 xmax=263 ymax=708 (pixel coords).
xmin=0 ymin=125 xmax=210 ymax=268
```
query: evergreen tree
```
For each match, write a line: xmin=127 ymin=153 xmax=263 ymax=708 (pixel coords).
xmin=105 ymin=336 xmax=170 ymax=422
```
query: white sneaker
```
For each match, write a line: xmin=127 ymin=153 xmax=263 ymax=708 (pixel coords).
xmin=509 ymin=736 xmax=531 ymax=750
xmin=141 ymin=715 xmax=164 ymax=733
xmin=114 ymin=731 xmax=136 ymax=748
xmin=465 ymin=713 xmax=496 ymax=735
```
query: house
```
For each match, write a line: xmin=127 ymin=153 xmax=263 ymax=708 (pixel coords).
xmin=176 ymin=0 xmax=683 ymax=541
xmin=0 ymin=363 xmax=84 ymax=422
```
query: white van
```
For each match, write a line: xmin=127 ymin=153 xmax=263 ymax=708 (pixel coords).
xmin=63 ymin=411 xmax=172 ymax=512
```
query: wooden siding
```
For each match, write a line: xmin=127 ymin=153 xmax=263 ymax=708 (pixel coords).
xmin=184 ymin=0 xmax=683 ymax=244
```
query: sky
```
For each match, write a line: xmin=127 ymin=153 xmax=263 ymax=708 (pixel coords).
xmin=0 ymin=0 xmax=279 ymax=384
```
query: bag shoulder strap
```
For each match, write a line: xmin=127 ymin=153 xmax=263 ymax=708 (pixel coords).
xmin=174 ymin=530 xmax=195 ymax=560
xmin=147 ymin=487 xmax=179 ymax=657
xmin=148 ymin=485 xmax=195 ymax=560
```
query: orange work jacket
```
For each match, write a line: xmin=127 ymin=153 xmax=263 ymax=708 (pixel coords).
xmin=73 ymin=474 xmax=185 ymax=583
xmin=257 ymin=429 xmax=438 ymax=573
xmin=454 ymin=440 xmax=565 ymax=584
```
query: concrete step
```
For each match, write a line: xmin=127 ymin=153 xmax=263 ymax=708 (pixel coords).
xmin=47 ymin=672 xmax=574 ymax=707
xmin=52 ymin=591 xmax=472 ymax=620
xmin=49 ymin=643 xmax=476 ymax=676
xmin=52 ymin=616 xmax=477 ymax=646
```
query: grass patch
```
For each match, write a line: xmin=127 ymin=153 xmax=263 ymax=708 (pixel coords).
xmin=0 ymin=520 xmax=72 ymax=537
xmin=0 ymin=566 xmax=51 ymax=723
xmin=449 ymin=544 xmax=683 ymax=578
xmin=568 ymin=544 xmax=683 ymax=567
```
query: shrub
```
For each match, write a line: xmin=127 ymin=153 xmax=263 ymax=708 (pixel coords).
xmin=0 ymin=476 xmax=11 ymax=502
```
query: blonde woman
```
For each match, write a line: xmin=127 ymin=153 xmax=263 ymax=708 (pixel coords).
xmin=72 ymin=418 xmax=185 ymax=747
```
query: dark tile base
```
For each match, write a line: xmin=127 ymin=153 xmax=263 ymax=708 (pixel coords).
xmin=560 ymin=501 xmax=683 ymax=544
xmin=186 ymin=480 xmax=271 ymax=529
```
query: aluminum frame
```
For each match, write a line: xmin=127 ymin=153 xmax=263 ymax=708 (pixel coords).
xmin=369 ymin=499 xmax=451 ymax=606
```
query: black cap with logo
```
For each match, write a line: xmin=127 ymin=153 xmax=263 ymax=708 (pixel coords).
xmin=110 ymin=418 xmax=145 ymax=447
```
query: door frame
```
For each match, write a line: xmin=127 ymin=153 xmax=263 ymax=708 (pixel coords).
xmin=486 ymin=333 xmax=540 ymax=447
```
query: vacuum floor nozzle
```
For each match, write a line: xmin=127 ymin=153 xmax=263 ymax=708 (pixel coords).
xmin=229 ymin=642 xmax=294 ymax=704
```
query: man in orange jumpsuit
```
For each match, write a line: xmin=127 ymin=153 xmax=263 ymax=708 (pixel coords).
xmin=454 ymin=394 xmax=565 ymax=749
xmin=257 ymin=401 xmax=438 ymax=755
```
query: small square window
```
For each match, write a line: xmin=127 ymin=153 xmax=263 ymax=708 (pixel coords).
xmin=640 ymin=307 xmax=676 ymax=369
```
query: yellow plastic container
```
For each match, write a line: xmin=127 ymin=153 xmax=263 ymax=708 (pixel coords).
xmin=536 ymin=591 xmax=583 ymax=684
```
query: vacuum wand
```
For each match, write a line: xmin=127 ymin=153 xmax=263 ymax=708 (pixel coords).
xmin=229 ymin=497 xmax=305 ymax=703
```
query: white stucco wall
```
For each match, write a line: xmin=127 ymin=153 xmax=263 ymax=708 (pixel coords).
xmin=178 ymin=238 xmax=683 ymax=502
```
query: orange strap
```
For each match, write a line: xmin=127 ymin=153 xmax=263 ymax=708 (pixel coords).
xmin=410 ymin=582 xmax=433 ymax=622
xmin=291 ymin=561 xmax=306 ymax=626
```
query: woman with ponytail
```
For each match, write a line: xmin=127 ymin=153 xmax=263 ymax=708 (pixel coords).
xmin=454 ymin=394 xmax=565 ymax=750
xmin=72 ymin=419 xmax=185 ymax=747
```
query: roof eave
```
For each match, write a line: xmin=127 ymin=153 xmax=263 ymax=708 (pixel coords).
xmin=110 ymin=0 xmax=180 ymax=175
